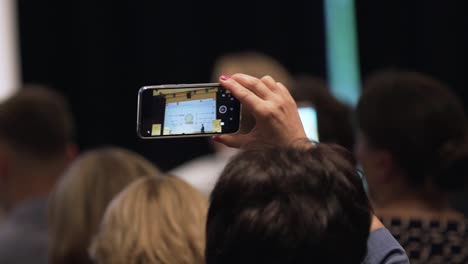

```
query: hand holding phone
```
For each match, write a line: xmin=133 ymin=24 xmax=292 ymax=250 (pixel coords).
xmin=214 ymin=74 xmax=308 ymax=148
xmin=137 ymin=83 xmax=241 ymax=139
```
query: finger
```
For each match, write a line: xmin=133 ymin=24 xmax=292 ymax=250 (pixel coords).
xmin=276 ymin=81 xmax=289 ymax=94
xmin=232 ymin=74 xmax=275 ymax=100
xmin=219 ymin=75 xmax=264 ymax=111
xmin=276 ymin=82 xmax=295 ymax=101
xmin=212 ymin=134 xmax=250 ymax=149
xmin=260 ymin=75 xmax=281 ymax=93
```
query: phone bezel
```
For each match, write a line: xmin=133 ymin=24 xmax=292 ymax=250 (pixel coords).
xmin=136 ymin=83 xmax=241 ymax=139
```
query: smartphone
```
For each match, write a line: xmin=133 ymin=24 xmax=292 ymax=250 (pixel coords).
xmin=137 ymin=83 xmax=241 ymax=139
xmin=297 ymin=104 xmax=319 ymax=142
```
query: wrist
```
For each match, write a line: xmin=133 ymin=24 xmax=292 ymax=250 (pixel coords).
xmin=288 ymin=137 xmax=314 ymax=149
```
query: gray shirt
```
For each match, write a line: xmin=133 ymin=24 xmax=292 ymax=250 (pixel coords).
xmin=0 ymin=199 xmax=48 ymax=264
xmin=364 ymin=228 xmax=409 ymax=264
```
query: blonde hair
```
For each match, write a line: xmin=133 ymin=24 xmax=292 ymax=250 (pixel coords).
xmin=48 ymin=147 xmax=161 ymax=264
xmin=91 ymin=176 xmax=208 ymax=264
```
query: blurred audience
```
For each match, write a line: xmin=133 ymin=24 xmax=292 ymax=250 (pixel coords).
xmin=171 ymin=51 xmax=292 ymax=196
xmin=355 ymin=70 xmax=468 ymax=263
xmin=292 ymin=75 xmax=355 ymax=151
xmin=91 ymin=176 xmax=207 ymax=264
xmin=48 ymin=147 xmax=161 ymax=264
xmin=0 ymin=86 xmax=76 ymax=264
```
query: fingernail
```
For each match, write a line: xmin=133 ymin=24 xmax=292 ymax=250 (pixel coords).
xmin=212 ymin=135 xmax=220 ymax=142
xmin=220 ymin=75 xmax=231 ymax=81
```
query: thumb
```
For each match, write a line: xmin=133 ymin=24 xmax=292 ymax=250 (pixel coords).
xmin=213 ymin=134 xmax=249 ymax=149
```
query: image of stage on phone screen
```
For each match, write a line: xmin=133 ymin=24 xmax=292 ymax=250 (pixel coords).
xmin=161 ymin=88 xmax=220 ymax=135
xmin=138 ymin=85 xmax=241 ymax=138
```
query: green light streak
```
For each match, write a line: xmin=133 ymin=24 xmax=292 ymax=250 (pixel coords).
xmin=324 ymin=0 xmax=360 ymax=106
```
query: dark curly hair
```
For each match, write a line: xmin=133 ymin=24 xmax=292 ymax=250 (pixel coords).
xmin=206 ymin=144 xmax=371 ymax=264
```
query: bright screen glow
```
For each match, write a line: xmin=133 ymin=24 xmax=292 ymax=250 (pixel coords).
xmin=298 ymin=106 xmax=319 ymax=142
xmin=324 ymin=0 xmax=360 ymax=106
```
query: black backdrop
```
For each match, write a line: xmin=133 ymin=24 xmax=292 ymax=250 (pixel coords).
xmin=17 ymin=0 xmax=468 ymax=171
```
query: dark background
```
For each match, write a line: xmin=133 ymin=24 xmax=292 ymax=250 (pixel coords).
xmin=17 ymin=0 xmax=468 ymax=171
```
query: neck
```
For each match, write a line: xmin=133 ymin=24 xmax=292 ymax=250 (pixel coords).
xmin=5 ymin=158 xmax=67 ymax=211
xmin=372 ymin=184 xmax=463 ymax=220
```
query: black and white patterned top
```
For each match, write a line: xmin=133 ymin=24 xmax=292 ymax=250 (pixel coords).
xmin=380 ymin=217 xmax=468 ymax=264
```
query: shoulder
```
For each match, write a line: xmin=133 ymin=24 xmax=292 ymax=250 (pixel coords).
xmin=0 ymin=203 xmax=49 ymax=264
xmin=363 ymin=228 xmax=409 ymax=264
xmin=170 ymin=154 xmax=220 ymax=177
xmin=170 ymin=154 xmax=227 ymax=195
xmin=0 ymin=221 xmax=48 ymax=263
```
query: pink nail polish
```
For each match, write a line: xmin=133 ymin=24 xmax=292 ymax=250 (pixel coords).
xmin=220 ymin=75 xmax=231 ymax=81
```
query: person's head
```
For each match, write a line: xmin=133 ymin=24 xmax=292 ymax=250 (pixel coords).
xmin=355 ymin=70 xmax=468 ymax=203
xmin=0 ymin=86 xmax=76 ymax=211
xmin=212 ymin=52 xmax=292 ymax=143
xmin=48 ymin=147 xmax=161 ymax=264
xmin=292 ymin=75 xmax=355 ymax=151
xmin=91 ymin=176 xmax=208 ymax=264
xmin=206 ymin=144 xmax=371 ymax=264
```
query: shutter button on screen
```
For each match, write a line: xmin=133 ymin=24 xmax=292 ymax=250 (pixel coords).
xmin=219 ymin=105 xmax=227 ymax=114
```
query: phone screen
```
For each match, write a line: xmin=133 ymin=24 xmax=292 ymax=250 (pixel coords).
xmin=137 ymin=84 xmax=241 ymax=138
xmin=298 ymin=106 xmax=319 ymax=142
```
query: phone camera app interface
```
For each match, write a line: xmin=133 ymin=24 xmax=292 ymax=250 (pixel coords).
xmin=140 ymin=86 xmax=240 ymax=137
